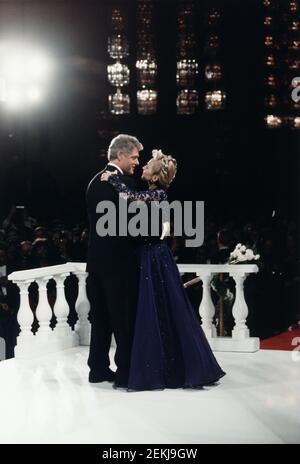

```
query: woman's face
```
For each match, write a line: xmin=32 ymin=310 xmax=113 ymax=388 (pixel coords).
xmin=141 ymin=159 xmax=158 ymax=182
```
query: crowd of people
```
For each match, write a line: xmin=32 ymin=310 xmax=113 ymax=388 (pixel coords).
xmin=0 ymin=205 xmax=299 ymax=359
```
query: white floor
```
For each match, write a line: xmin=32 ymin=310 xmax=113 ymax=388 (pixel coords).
xmin=0 ymin=347 xmax=299 ymax=444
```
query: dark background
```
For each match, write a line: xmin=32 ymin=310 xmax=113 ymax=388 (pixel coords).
xmin=0 ymin=0 xmax=298 ymax=226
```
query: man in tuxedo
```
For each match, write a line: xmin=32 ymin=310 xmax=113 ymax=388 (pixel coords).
xmin=86 ymin=134 xmax=143 ymax=388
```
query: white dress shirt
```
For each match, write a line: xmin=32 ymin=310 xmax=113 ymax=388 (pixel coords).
xmin=107 ymin=163 xmax=124 ymax=175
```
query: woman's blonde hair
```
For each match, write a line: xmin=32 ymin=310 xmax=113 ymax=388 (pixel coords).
xmin=151 ymin=149 xmax=177 ymax=189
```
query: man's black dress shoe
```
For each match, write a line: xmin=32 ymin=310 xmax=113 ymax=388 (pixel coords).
xmin=113 ymin=381 xmax=128 ymax=390
xmin=89 ymin=369 xmax=116 ymax=383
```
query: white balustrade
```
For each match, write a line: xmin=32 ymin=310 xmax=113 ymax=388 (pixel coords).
xmin=8 ymin=262 xmax=259 ymax=359
xmin=71 ymin=263 xmax=91 ymax=346
xmin=178 ymin=264 xmax=259 ymax=352
xmin=35 ymin=277 xmax=53 ymax=337
xmin=54 ymin=273 xmax=71 ymax=330
xmin=8 ymin=263 xmax=83 ymax=358
xmin=14 ymin=280 xmax=35 ymax=358
xmin=17 ymin=281 xmax=35 ymax=336
xmin=199 ymin=272 xmax=217 ymax=338
xmin=53 ymin=273 xmax=79 ymax=349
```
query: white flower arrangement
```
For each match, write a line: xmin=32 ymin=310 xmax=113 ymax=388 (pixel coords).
xmin=229 ymin=243 xmax=260 ymax=264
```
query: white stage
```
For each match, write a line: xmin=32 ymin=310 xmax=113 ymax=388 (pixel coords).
xmin=0 ymin=347 xmax=299 ymax=444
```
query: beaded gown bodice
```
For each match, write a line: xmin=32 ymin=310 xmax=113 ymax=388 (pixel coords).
xmin=107 ymin=174 xmax=168 ymax=243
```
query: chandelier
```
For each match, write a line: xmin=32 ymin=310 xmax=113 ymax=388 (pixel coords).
xmin=177 ymin=5 xmax=194 ymax=32
xmin=264 ymin=94 xmax=278 ymax=108
xmin=205 ymin=34 xmax=220 ymax=51
xmin=288 ymin=39 xmax=300 ymax=50
xmin=208 ymin=9 xmax=221 ymax=26
xmin=265 ymin=114 xmax=282 ymax=128
xmin=137 ymin=89 xmax=157 ymax=114
xmin=264 ymin=74 xmax=278 ymax=87
xmin=177 ymin=89 xmax=199 ymax=115
xmin=205 ymin=90 xmax=226 ymax=110
xmin=264 ymin=16 xmax=273 ymax=26
xmin=288 ymin=57 xmax=300 ymax=69
xmin=177 ymin=33 xmax=197 ymax=58
xmin=107 ymin=61 xmax=130 ymax=87
xmin=108 ymin=34 xmax=129 ymax=60
xmin=136 ymin=57 xmax=157 ymax=87
xmin=264 ymin=35 xmax=275 ymax=47
xmin=289 ymin=1 xmax=298 ymax=13
xmin=176 ymin=59 xmax=198 ymax=87
xmin=111 ymin=8 xmax=125 ymax=31
xmin=289 ymin=20 xmax=299 ymax=31
xmin=109 ymin=88 xmax=130 ymax=115
xmin=265 ymin=52 xmax=279 ymax=67
xmin=205 ymin=64 xmax=222 ymax=81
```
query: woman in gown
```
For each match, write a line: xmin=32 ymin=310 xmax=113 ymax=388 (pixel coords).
xmin=102 ymin=150 xmax=225 ymax=391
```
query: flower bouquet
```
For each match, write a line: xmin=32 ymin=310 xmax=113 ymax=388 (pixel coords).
xmin=229 ymin=243 xmax=260 ymax=264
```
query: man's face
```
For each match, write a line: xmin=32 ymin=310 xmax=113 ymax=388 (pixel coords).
xmin=118 ymin=147 xmax=140 ymax=175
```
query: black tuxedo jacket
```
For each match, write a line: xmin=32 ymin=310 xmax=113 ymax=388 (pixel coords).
xmin=86 ymin=165 xmax=138 ymax=273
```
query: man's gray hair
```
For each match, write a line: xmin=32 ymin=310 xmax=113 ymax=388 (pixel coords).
xmin=108 ymin=134 xmax=143 ymax=161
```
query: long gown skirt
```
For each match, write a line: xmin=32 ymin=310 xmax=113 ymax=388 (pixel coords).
xmin=128 ymin=242 xmax=226 ymax=390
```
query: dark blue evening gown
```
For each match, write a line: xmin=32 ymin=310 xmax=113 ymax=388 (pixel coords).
xmin=107 ymin=175 xmax=226 ymax=390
